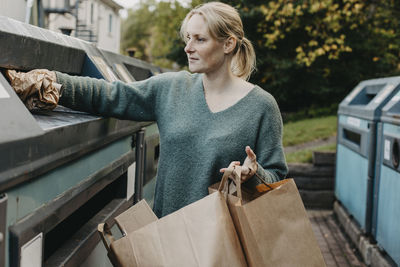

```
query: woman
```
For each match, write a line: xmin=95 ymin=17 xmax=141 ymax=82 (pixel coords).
xmin=10 ymin=2 xmax=287 ymax=218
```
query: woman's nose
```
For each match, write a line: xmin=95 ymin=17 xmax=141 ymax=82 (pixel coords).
xmin=184 ymin=40 xmax=194 ymax=53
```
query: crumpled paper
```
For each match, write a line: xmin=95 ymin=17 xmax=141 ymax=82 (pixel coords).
xmin=6 ymin=69 xmax=62 ymax=110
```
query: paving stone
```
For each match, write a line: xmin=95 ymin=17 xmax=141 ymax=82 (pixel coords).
xmin=308 ymin=209 xmax=367 ymax=267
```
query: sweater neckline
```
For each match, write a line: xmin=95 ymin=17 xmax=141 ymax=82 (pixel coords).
xmin=197 ymin=76 xmax=258 ymax=115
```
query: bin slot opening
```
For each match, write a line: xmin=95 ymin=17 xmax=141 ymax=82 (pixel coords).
xmin=343 ymin=128 xmax=361 ymax=146
xmin=349 ymin=84 xmax=386 ymax=105
xmin=1 ymin=68 xmax=12 ymax=82
xmin=43 ymin=174 xmax=127 ymax=261
xmin=123 ymin=63 xmax=152 ymax=81
xmin=386 ymin=101 xmax=400 ymax=117
xmin=365 ymin=84 xmax=385 ymax=96
xmin=154 ymin=144 xmax=160 ymax=161
xmin=392 ymin=139 xmax=400 ymax=168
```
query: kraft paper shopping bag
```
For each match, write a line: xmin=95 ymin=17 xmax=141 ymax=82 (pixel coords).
xmin=210 ymin=166 xmax=326 ymax=267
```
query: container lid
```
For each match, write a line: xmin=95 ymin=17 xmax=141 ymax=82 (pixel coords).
xmin=338 ymin=76 xmax=400 ymax=121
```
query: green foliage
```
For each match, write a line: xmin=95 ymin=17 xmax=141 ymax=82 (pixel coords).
xmin=221 ymin=0 xmax=400 ymax=112
xmin=282 ymin=103 xmax=338 ymax=122
xmin=121 ymin=0 xmax=400 ymax=112
xmin=121 ymin=1 xmax=154 ymax=61
xmin=121 ymin=0 xmax=189 ymax=68
xmin=283 ymin=115 xmax=337 ymax=147
xmin=150 ymin=1 xmax=188 ymax=67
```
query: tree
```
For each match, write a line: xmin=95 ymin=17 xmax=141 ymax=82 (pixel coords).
xmin=122 ymin=0 xmax=400 ymax=113
xmin=120 ymin=1 xmax=155 ymax=61
xmin=121 ymin=0 xmax=189 ymax=69
xmin=223 ymin=0 xmax=400 ymax=112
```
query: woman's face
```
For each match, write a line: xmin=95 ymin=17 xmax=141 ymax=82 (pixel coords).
xmin=184 ymin=14 xmax=226 ymax=74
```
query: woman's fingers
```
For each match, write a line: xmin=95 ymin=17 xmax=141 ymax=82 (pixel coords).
xmin=241 ymin=165 xmax=250 ymax=174
xmin=245 ymin=146 xmax=256 ymax=161
xmin=220 ymin=147 xmax=257 ymax=183
xmin=220 ymin=161 xmax=240 ymax=173
xmin=241 ymin=146 xmax=258 ymax=182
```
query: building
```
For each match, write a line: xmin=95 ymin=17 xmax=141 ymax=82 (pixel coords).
xmin=0 ymin=0 xmax=44 ymax=26
xmin=43 ymin=0 xmax=123 ymax=53
xmin=0 ymin=0 xmax=123 ymax=53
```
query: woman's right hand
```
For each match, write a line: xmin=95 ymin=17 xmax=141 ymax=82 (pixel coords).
xmin=219 ymin=146 xmax=258 ymax=183
xmin=6 ymin=69 xmax=61 ymax=110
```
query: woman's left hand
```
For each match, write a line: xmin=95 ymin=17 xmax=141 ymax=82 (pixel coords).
xmin=220 ymin=146 xmax=258 ymax=183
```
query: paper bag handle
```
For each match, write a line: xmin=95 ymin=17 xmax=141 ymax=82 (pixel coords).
xmin=217 ymin=165 xmax=235 ymax=192
xmin=218 ymin=165 xmax=273 ymax=200
xmin=98 ymin=223 xmax=115 ymax=254
xmin=249 ymin=167 xmax=273 ymax=190
xmin=217 ymin=166 xmax=243 ymax=199
xmin=230 ymin=166 xmax=273 ymax=201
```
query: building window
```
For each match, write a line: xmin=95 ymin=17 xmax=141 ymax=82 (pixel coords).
xmin=90 ymin=3 xmax=94 ymax=24
xmin=108 ymin=14 xmax=112 ymax=33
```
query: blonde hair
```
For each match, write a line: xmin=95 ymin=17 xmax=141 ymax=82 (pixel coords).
xmin=180 ymin=2 xmax=256 ymax=80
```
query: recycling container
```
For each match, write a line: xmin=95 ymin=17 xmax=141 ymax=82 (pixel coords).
xmin=372 ymin=87 xmax=400 ymax=266
xmin=335 ymin=76 xmax=400 ymax=234
xmin=0 ymin=16 xmax=151 ymax=267
xmin=99 ymin=49 xmax=165 ymax=207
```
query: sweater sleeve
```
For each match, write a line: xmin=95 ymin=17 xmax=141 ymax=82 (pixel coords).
xmin=247 ymin=95 xmax=288 ymax=185
xmin=56 ymin=71 xmax=173 ymax=121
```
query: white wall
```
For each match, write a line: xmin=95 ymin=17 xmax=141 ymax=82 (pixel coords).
xmin=47 ymin=13 xmax=75 ymax=33
xmin=0 ymin=0 xmax=27 ymax=22
xmin=96 ymin=3 xmax=120 ymax=53
xmin=43 ymin=0 xmax=75 ymax=34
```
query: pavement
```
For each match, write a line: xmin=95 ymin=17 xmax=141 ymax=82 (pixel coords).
xmin=308 ymin=209 xmax=367 ymax=267
xmin=286 ymin=135 xmax=368 ymax=267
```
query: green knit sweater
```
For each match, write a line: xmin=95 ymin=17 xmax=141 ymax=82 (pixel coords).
xmin=56 ymin=71 xmax=288 ymax=217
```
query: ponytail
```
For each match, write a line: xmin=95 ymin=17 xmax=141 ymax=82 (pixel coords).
xmin=232 ymin=37 xmax=256 ymax=81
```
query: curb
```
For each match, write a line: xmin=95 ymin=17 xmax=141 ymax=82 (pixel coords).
xmin=333 ymin=201 xmax=396 ymax=267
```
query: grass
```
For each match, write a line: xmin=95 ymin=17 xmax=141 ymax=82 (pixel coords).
xmin=283 ymin=115 xmax=337 ymax=147
xmin=283 ymin=115 xmax=337 ymax=163
xmin=285 ymin=143 xmax=336 ymax=163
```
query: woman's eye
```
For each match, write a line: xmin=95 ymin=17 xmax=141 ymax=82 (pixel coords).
xmin=197 ymin=38 xmax=205 ymax=42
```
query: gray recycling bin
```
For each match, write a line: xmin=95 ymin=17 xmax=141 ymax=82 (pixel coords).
xmin=372 ymin=88 xmax=400 ymax=266
xmin=100 ymin=49 xmax=161 ymax=82
xmin=0 ymin=16 xmax=151 ymax=267
xmin=99 ymin=49 xmax=164 ymax=208
xmin=335 ymin=76 xmax=400 ymax=234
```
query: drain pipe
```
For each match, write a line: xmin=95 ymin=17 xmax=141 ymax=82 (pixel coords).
xmin=25 ymin=0 xmax=35 ymax=24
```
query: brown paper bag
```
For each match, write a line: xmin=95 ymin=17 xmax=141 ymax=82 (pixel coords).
xmin=98 ymin=200 xmax=158 ymax=266
xmin=99 ymin=169 xmax=247 ymax=267
xmin=210 ymin=167 xmax=326 ymax=267
xmin=6 ymin=69 xmax=61 ymax=110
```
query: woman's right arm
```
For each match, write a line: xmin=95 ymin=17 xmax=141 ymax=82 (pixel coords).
xmin=57 ymin=72 xmax=169 ymax=122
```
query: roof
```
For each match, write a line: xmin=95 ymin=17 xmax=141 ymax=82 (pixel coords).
xmin=99 ymin=0 xmax=123 ymax=11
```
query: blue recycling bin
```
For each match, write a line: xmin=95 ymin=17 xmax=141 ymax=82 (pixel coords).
xmin=372 ymin=89 xmax=400 ymax=266
xmin=335 ymin=76 xmax=400 ymax=234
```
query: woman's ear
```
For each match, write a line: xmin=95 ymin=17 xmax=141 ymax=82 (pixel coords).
xmin=224 ymin=36 xmax=236 ymax=54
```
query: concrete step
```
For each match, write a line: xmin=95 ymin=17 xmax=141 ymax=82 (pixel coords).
xmin=288 ymin=163 xmax=335 ymax=177
xmin=300 ymin=189 xmax=335 ymax=209
xmin=293 ymin=176 xmax=334 ymax=190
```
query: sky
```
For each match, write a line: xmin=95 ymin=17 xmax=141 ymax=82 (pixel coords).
xmin=113 ymin=0 xmax=139 ymax=18
xmin=114 ymin=0 xmax=139 ymax=9
xmin=114 ymin=0 xmax=191 ymax=9
xmin=114 ymin=0 xmax=191 ymax=18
